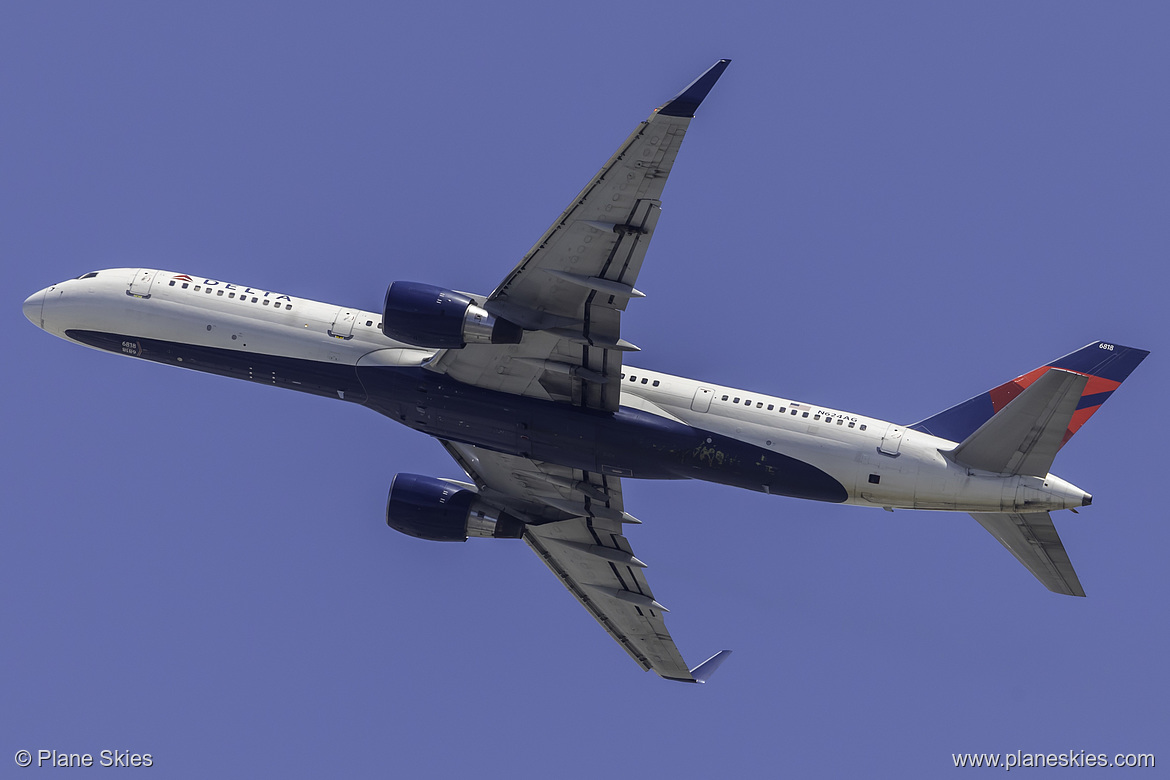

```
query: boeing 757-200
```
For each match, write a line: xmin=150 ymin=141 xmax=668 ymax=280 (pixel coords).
xmin=22 ymin=60 xmax=1148 ymax=682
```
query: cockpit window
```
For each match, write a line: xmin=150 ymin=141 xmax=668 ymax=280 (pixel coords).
xmin=77 ymin=272 xmax=99 ymax=280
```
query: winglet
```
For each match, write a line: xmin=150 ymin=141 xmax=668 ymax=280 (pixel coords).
xmin=657 ymin=59 xmax=731 ymax=118
xmin=689 ymin=649 xmax=733 ymax=683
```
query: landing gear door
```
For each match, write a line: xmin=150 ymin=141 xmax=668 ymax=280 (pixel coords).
xmin=691 ymin=386 xmax=714 ymax=413
xmin=329 ymin=308 xmax=357 ymax=340
xmin=128 ymin=269 xmax=156 ymax=299
xmin=879 ymin=424 xmax=903 ymax=456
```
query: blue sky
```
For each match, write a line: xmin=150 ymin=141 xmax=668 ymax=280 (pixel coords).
xmin=3 ymin=2 xmax=1166 ymax=777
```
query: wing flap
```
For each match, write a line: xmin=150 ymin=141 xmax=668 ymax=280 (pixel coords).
xmin=971 ymin=511 xmax=1085 ymax=596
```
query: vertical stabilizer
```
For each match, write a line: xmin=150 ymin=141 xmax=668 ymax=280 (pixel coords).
xmin=910 ymin=341 xmax=1149 ymax=446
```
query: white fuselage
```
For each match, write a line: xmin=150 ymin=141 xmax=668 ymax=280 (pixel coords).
xmin=24 ymin=268 xmax=1090 ymax=514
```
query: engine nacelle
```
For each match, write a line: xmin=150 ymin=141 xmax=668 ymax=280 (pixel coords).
xmin=383 ymin=282 xmax=522 ymax=349
xmin=386 ymin=473 xmax=525 ymax=542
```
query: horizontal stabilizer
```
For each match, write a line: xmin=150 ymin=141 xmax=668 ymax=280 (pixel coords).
xmin=950 ymin=368 xmax=1087 ymax=476
xmin=971 ymin=512 xmax=1085 ymax=596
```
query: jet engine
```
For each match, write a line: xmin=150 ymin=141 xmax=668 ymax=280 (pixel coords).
xmin=386 ymin=473 xmax=525 ymax=542
xmin=383 ymin=282 xmax=522 ymax=349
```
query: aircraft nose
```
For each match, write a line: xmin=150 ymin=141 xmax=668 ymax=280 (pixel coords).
xmin=23 ymin=288 xmax=45 ymax=329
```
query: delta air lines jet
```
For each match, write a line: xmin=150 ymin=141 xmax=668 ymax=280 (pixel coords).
xmin=22 ymin=60 xmax=1148 ymax=682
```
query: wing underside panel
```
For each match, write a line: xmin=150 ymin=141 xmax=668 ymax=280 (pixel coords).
xmin=425 ymin=83 xmax=710 ymax=413
xmin=440 ymin=439 xmax=696 ymax=680
xmin=525 ymin=522 xmax=693 ymax=680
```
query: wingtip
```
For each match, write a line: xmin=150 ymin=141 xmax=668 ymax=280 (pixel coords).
xmin=657 ymin=59 xmax=732 ymax=118
xmin=690 ymin=649 xmax=733 ymax=683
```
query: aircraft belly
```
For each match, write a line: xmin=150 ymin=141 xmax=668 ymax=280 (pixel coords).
xmin=50 ymin=333 xmax=849 ymax=503
xmin=358 ymin=367 xmax=848 ymax=502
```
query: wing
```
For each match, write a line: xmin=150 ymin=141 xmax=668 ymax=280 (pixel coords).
xmin=426 ymin=60 xmax=731 ymax=412
xmin=440 ymin=439 xmax=718 ymax=682
xmin=971 ymin=511 xmax=1086 ymax=596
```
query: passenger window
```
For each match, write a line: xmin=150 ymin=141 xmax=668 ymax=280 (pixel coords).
xmin=217 ymin=290 xmax=224 ymax=296
xmin=629 ymin=375 xmax=637 ymax=382
xmin=756 ymin=402 xmax=763 ymax=408
xmin=836 ymin=419 xmax=843 ymax=425
xmin=767 ymin=404 xmax=774 ymax=411
xmin=721 ymin=395 xmax=728 ymax=401
xmin=641 ymin=378 xmax=647 ymax=384
xmin=860 ymin=424 xmax=867 ymax=431
xmin=366 ymin=320 xmax=373 ymax=326
xmin=228 ymin=292 xmax=235 ymax=298
xmin=286 ymin=304 xmax=292 ymax=310
xmin=251 ymin=297 xmax=258 ymax=303
xmin=802 ymin=412 xmax=809 ymax=418
xmin=790 ymin=409 xmax=797 ymax=415
xmin=733 ymin=397 xmax=740 ymax=403
xmin=263 ymin=299 xmax=269 ymax=305
xmin=181 ymin=283 xmax=189 ymax=289
xmin=652 ymin=380 xmax=659 ymax=387
xmin=168 ymin=280 xmax=175 ymax=286
xmin=744 ymin=399 xmax=751 ymax=405
xmin=814 ymin=414 xmax=820 ymax=420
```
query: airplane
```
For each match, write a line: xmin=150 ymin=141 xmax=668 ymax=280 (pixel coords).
xmin=22 ymin=60 xmax=1149 ymax=683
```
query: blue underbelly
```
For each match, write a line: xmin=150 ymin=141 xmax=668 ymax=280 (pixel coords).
xmin=358 ymin=366 xmax=848 ymax=503
xmin=62 ymin=331 xmax=847 ymax=504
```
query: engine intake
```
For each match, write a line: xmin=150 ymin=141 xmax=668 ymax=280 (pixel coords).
xmin=386 ymin=473 xmax=525 ymax=542
xmin=383 ymin=282 xmax=522 ymax=349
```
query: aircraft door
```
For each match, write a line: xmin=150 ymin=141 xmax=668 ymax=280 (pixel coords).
xmin=691 ymin=386 xmax=714 ymax=412
xmin=879 ymin=424 xmax=903 ymax=456
xmin=128 ymin=269 xmax=156 ymax=299
xmin=329 ymin=308 xmax=357 ymax=340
